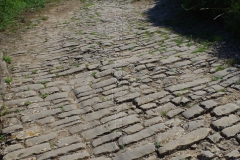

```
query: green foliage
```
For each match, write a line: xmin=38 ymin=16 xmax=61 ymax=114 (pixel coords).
xmin=5 ymin=77 xmax=12 ymax=84
xmin=181 ymin=0 xmax=240 ymax=36
xmin=3 ymin=55 xmax=11 ymax=64
xmin=0 ymin=0 xmax=49 ymax=31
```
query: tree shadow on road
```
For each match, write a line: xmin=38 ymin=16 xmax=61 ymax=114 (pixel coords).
xmin=144 ymin=0 xmax=240 ymax=62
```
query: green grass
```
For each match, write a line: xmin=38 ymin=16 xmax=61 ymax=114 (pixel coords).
xmin=24 ymin=101 xmax=32 ymax=106
xmin=91 ymin=72 xmax=97 ymax=77
xmin=212 ymin=76 xmax=222 ymax=81
xmin=161 ymin=111 xmax=167 ymax=116
xmin=215 ymin=66 xmax=225 ymax=71
xmin=0 ymin=0 xmax=50 ymax=31
xmin=3 ymin=55 xmax=11 ymax=64
xmin=41 ymin=93 xmax=48 ymax=99
xmin=32 ymin=69 xmax=38 ymax=74
xmin=5 ymin=77 xmax=12 ymax=84
xmin=154 ymin=141 xmax=161 ymax=148
xmin=235 ymin=80 xmax=240 ymax=85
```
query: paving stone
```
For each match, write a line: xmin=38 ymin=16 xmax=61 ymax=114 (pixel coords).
xmin=225 ymin=150 xmax=240 ymax=159
xmin=166 ymin=78 xmax=210 ymax=92
xmin=212 ymin=114 xmax=239 ymax=130
xmin=82 ymin=108 xmax=112 ymax=121
xmin=92 ymin=131 xmax=122 ymax=147
xmin=40 ymin=87 xmax=59 ymax=95
xmin=49 ymin=116 xmax=80 ymax=128
xmin=4 ymin=144 xmax=24 ymax=155
xmin=21 ymin=108 xmax=62 ymax=122
xmin=93 ymin=101 xmax=114 ymax=110
xmin=138 ymin=103 xmax=157 ymax=110
xmin=58 ymin=107 xmax=92 ymax=118
xmin=152 ymin=102 xmax=177 ymax=114
xmin=144 ymin=116 xmax=163 ymax=127
xmin=220 ymin=74 xmax=240 ymax=87
xmin=182 ymin=105 xmax=204 ymax=119
xmin=92 ymin=78 xmax=117 ymax=89
xmin=56 ymin=135 xmax=82 ymax=147
xmin=212 ymin=103 xmax=239 ymax=116
xmin=187 ymin=120 xmax=205 ymax=131
xmin=73 ymin=86 xmax=92 ymax=95
xmin=95 ymin=69 xmax=115 ymax=78
xmin=25 ymin=131 xmax=62 ymax=147
xmin=11 ymin=84 xmax=44 ymax=92
xmin=166 ymin=108 xmax=184 ymax=118
xmin=59 ymin=150 xmax=90 ymax=160
xmin=119 ymin=123 xmax=168 ymax=145
xmin=69 ymin=121 xmax=100 ymax=134
xmin=171 ymin=96 xmax=190 ymax=104
xmin=4 ymin=143 xmax=51 ymax=160
xmin=93 ymin=142 xmax=119 ymax=155
xmin=58 ymin=65 xmax=86 ymax=76
xmin=207 ymin=133 xmax=223 ymax=143
xmin=2 ymin=125 xmax=23 ymax=134
xmin=38 ymin=142 xmax=86 ymax=160
xmin=15 ymin=91 xmax=37 ymax=98
xmin=113 ymin=143 xmax=155 ymax=160
xmin=221 ymin=123 xmax=240 ymax=138
xmin=46 ymin=81 xmax=67 ymax=87
xmin=198 ymin=150 xmax=215 ymax=159
xmin=169 ymin=154 xmax=191 ymax=160
xmin=80 ymin=97 xmax=101 ymax=107
xmin=213 ymin=67 xmax=237 ymax=77
xmin=200 ymin=100 xmax=218 ymax=110
xmin=91 ymin=157 xmax=112 ymax=160
xmin=81 ymin=114 xmax=140 ymax=140
xmin=115 ymin=92 xmax=140 ymax=103
xmin=122 ymin=123 xmax=144 ymax=134
xmin=160 ymin=56 xmax=180 ymax=65
xmin=5 ymin=97 xmax=43 ymax=107
xmin=77 ymin=88 xmax=103 ymax=98
xmin=16 ymin=126 xmax=41 ymax=140
xmin=100 ymin=112 xmax=128 ymax=123
xmin=158 ymin=128 xmax=211 ymax=155
xmin=156 ymin=127 xmax=185 ymax=145
xmin=45 ymin=92 xmax=68 ymax=101
xmin=134 ymin=91 xmax=169 ymax=106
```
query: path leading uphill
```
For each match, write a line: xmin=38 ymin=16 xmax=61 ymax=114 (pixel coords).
xmin=1 ymin=0 xmax=240 ymax=159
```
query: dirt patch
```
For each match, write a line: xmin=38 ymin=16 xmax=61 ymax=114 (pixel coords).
xmin=0 ymin=0 xmax=80 ymax=64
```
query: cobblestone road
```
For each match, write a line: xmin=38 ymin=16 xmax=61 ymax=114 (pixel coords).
xmin=1 ymin=0 xmax=240 ymax=159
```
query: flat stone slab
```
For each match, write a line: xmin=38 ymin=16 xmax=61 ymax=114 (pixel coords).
xmin=158 ymin=128 xmax=211 ymax=155
xmin=59 ymin=150 xmax=90 ymax=160
xmin=133 ymin=91 xmax=169 ymax=106
xmin=200 ymin=100 xmax=218 ymax=110
xmin=45 ymin=92 xmax=68 ymax=101
xmin=4 ymin=143 xmax=51 ymax=160
xmin=113 ymin=143 xmax=155 ymax=160
xmin=221 ymin=123 xmax=240 ymax=138
xmin=58 ymin=65 xmax=85 ymax=76
xmin=93 ymin=142 xmax=119 ymax=155
xmin=212 ymin=103 xmax=239 ymax=116
xmin=182 ymin=105 xmax=204 ymax=119
xmin=212 ymin=114 xmax=239 ymax=130
xmin=166 ymin=78 xmax=210 ymax=92
xmin=92 ymin=78 xmax=117 ymax=89
xmin=38 ymin=143 xmax=86 ymax=160
xmin=81 ymin=115 xmax=140 ymax=140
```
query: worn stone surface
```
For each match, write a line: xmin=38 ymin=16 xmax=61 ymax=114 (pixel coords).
xmin=158 ymin=128 xmax=211 ymax=155
xmin=2 ymin=1 xmax=240 ymax=159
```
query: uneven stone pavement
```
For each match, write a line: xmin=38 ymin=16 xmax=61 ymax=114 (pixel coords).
xmin=1 ymin=0 xmax=240 ymax=159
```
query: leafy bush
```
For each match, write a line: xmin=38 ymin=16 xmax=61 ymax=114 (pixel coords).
xmin=0 ymin=0 xmax=48 ymax=31
xmin=181 ymin=0 xmax=240 ymax=36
